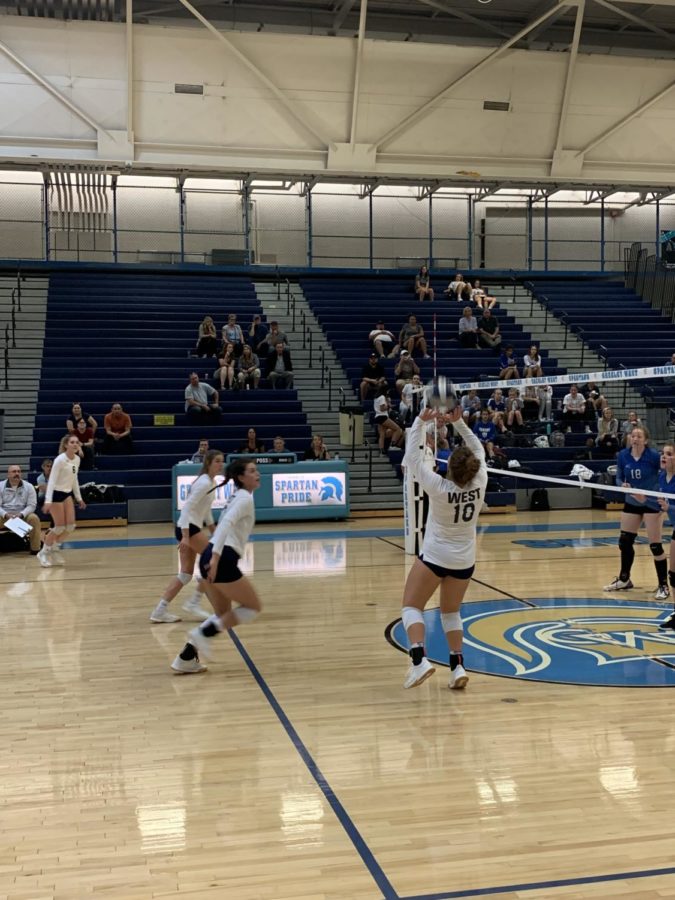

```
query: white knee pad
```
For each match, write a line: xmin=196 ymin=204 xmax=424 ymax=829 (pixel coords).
xmin=441 ymin=611 xmax=462 ymax=632
xmin=51 ymin=525 xmax=66 ymax=536
xmin=176 ymin=572 xmax=192 ymax=586
xmin=234 ymin=606 xmax=259 ymax=625
xmin=65 ymin=523 xmax=76 ymax=533
xmin=401 ymin=606 xmax=425 ymax=631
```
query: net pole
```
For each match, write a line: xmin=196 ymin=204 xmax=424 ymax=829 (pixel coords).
xmin=432 ymin=312 xmax=437 ymax=378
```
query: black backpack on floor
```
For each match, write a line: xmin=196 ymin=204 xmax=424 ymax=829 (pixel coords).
xmin=530 ymin=488 xmax=550 ymax=511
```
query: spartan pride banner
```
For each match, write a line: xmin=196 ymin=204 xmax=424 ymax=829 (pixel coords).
xmin=453 ymin=364 xmax=675 ymax=393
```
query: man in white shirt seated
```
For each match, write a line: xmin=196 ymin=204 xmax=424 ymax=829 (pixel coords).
xmin=0 ymin=464 xmax=41 ymax=554
xmin=562 ymin=384 xmax=591 ymax=433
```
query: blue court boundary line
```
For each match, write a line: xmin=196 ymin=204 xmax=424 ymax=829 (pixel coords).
xmin=399 ymin=864 xmax=675 ymax=899
xmin=62 ymin=520 xmax=619 ymax=551
xmin=227 ymin=629 xmax=398 ymax=900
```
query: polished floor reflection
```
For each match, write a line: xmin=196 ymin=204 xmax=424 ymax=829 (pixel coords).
xmin=3 ymin=511 xmax=675 ymax=900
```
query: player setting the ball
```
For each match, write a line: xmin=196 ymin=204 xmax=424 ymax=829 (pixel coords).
xmin=400 ymin=391 xmax=488 ymax=691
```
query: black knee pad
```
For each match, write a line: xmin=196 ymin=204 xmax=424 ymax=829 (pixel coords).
xmin=649 ymin=542 xmax=665 ymax=558
xmin=619 ymin=531 xmax=636 ymax=550
xmin=669 ymin=570 xmax=675 ymax=588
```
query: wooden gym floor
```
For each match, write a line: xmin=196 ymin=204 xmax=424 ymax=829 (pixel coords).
xmin=3 ymin=509 xmax=675 ymax=900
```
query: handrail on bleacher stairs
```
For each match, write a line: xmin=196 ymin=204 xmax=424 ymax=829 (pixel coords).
xmin=625 ymin=240 xmax=675 ymax=321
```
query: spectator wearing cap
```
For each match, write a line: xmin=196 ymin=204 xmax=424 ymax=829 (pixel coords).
xmin=360 ymin=352 xmax=388 ymax=402
xmin=369 ymin=320 xmax=399 ymax=358
xmin=394 ymin=349 xmax=420 ymax=395
xmin=248 ymin=314 xmax=268 ymax=351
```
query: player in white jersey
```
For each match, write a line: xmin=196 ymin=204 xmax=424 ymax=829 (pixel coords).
xmin=37 ymin=434 xmax=86 ymax=568
xmin=171 ymin=458 xmax=262 ymax=674
xmin=400 ymin=406 xmax=487 ymax=691
xmin=150 ymin=450 xmax=224 ymax=623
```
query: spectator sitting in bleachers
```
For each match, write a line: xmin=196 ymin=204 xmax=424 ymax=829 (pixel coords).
xmin=621 ymin=410 xmax=643 ymax=446
xmin=221 ymin=313 xmax=244 ymax=357
xmin=0 ymin=464 xmax=41 ymax=555
xmin=477 ymin=308 xmax=501 ymax=350
xmin=581 ymin=381 xmax=606 ymax=416
xmin=596 ymin=407 xmax=620 ymax=457
xmin=461 ymin=389 xmax=482 ymax=427
xmin=266 ymin=342 xmax=294 ymax=390
xmin=444 ymin=273 xmax=467 ymax=300
xmin=373 ymin=390 xmax=404 ymax=454
xmin=272 ymin=436 xmax=286 ymax=453
xmin=473 ymin=409 xmax=498 ymax=460
xmin=498 ymin=345 xmax=519 ymax=380
xmin=36 ymin=459 xmax=52 ymax=508
xmin=248 ymin=314 xmax=268 ymax=352
xmin=400 ymin=374 xmax=424 ymax=425
xmin=523 ymin=345 xmax=543 ymax=378
xmin=505 ymin=388 xmax=524 ymax=430
xmin=190 ymin=438 xmax=209 ymax=464
xmin=415 ymin=265 xmax=434 ymax=303
xmin=185 ymin=372 xmax=222 ymax=423
xmin=471 ymin=279 xmax=496 ymax=310
xmin=369 ymin=320 xmax=399 ymax=358
xmin=196 ymin=316 xmax=218 ymax=358
xmin=103 ymin=403 xmax=134 ymax=453
xmin=487 ymin=388 xmax=507 ymax=431
xmin=360 ymin=352 xmax=388 ymax=402
xmin=237 ymin=428 xmax=265 ymax=454
xmin=237 ymin=345 xmax=261 ymax=390
xmin=562 ymin=384 xmax=589 ymax=433
xmin=66 ymin=402 xmax=97 ymax=436
xmin=103 ymin=402 xmax=134 ymax=453
xmin=537 ymin=384 xmax=553 ymax=421
xmin=215 ymin=342 xmax=236 ymax=390
xmin=522 ymin=386 xmax=540 ymax=422
xmin=260 ymin=321 xmax=288 ymax=354
xmin=399 ymin=314 xmax=430 ymax=359
xmin=75 ymin=418 xmax=96 ymax=469
xmin=458 ymin=306 xmax=479 ymax=348
xmin=305 ymin=434 xmax=331 ymax=461
xmin=394 ymin=350 xmax=420 ymax=395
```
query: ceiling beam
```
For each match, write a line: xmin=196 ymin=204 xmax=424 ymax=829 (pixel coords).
xmin=473 ymin=183 xmax=506 ymax=201
xmin=331 ymin=0 xmax=357 ymax=34
xmin=349 ymin=0 xmax=368 ymax=144
xmin=576 ymin=76 xmax=675 ymax=156
xmin=0 ymin=37 xmax=110 ymax=136
xmin=175 ymin=0 xmax=329 ymax=148
xmin=415 ymin=0 xmax=511 ymax=40
xmin=375 ymin=3 xmax=567 ymax=152
xmin=590 ymin=0 xmax=675 ymax=45
xmin=554 ymin=0 xmax=585 ymax=154
xmin=584 ymin=187 xmax=618 ymax=203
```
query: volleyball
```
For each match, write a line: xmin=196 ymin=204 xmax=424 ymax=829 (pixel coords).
xmin=424 ymin=376 xmax=457 ymax=411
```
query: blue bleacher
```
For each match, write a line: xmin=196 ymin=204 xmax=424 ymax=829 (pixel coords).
xmin=32 ymin=272 xmax=312 ymax=513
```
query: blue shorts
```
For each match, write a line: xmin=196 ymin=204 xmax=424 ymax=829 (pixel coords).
xmin=199 ymin=544 xmax=242 ymax=583
xmin=419 ymin=555 xmax=475 ymax=580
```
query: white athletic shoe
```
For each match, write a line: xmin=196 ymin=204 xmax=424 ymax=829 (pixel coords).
xmin=171 ymin=654 xmax=207 ymax=674
xmin=603 ymin=577 xmax=634 ymax=592
xmin=182 ymin=595 xmax=210 ymax=621
xmin=50 ymin=550 xmax=65 ymax=566
xmin=449 ymin=664 xmax=469 ymax=690
xmin=37 ymin=549 xmax=52 ymax=568
xmin=655 ymin=585 xmax=671 ymax=602
xmin=403 ymin=657 xmax=435 ymax=689
xmin=188 ymin=625 xmax=214 ymax=660
xmin=149 ymin=605 xmax=182 ymax=624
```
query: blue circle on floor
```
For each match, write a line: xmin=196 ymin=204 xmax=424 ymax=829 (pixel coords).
xmin=387 ymin=598 xmax=675 ymax=687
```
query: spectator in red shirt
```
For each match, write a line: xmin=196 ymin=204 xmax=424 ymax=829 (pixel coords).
xmin=103 ymin=403 xmax=133 ymax=454
xmin=75 ymin=418 xmax=96 ymax=469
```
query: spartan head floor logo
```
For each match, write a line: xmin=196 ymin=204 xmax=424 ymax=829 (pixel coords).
xmin=387 ymin=598 xmax=675 ymax=687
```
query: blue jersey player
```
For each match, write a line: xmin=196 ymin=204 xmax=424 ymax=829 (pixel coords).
xmin=604 ymin=426 xmax=667 ymax=598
